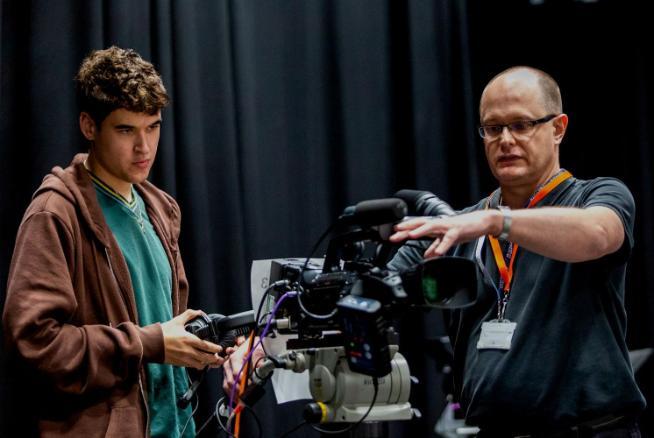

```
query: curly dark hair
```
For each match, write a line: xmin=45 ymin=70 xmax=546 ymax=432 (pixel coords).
xmin=75 ymin=46 xmax=169 ymax=126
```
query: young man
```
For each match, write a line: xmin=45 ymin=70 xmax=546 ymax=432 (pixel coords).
xmin=3 ymin=46 xmax=224 ymax=437
xmin=390 ymin=66 xmax=645 ymax=436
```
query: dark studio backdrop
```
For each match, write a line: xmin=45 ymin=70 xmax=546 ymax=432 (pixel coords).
xmin=1 ymin=0 xmax=653 ymax=437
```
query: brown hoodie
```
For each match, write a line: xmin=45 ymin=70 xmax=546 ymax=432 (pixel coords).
xmin=3 ymin=154 xmax=189 ymax=437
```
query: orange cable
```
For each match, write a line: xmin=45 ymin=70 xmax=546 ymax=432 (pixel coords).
xmin=233 ymin=331 xmax=256 ymax=438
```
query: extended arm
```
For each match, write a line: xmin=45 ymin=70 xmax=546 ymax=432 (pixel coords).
xmin=390 ymin=206 xmax=624 ymax=263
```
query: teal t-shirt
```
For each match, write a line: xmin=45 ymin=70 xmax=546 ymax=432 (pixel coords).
xmin=92 ymin=176 xmax=195 ymax=438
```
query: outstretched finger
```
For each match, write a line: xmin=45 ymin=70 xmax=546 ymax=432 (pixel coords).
xmin=425 ymin=230 xmax=457 ymax=258
xmin=424 ymin=238 xmax=441 ymax=258
xmin=389 ymin=230 xmax=412 ymax=243
xmin=407 ymin=220 xmax=442 ymax=239
xmin=394 ymin=217 xmax=429 ymax=231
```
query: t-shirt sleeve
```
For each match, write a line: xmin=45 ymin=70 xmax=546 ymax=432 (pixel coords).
xmin=580 ymin=177 xmax=635 ymax=258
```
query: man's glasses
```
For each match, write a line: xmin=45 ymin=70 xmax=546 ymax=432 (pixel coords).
xmin=478 ymin=114 xmax=558 ymax=140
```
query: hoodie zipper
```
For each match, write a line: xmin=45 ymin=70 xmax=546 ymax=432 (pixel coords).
xmin=104 ymin=246 xmax=150 ymax=435
xmin=139 ymin=375 xmax=151 ymax=437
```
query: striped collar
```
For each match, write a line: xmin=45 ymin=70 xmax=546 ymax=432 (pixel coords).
xmin=84 ymin=166 xmax=136 ymax=210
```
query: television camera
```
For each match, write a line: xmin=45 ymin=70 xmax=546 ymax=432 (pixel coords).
xmin=245 ymin=191 xmax=482 ymax=429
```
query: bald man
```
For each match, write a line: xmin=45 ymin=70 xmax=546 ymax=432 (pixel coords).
xmin=389 ymin=67 xmax=645 ymax=436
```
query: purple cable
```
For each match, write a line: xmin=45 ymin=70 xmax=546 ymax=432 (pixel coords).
xmin=227 ymin=290 xmax=297 ymax=432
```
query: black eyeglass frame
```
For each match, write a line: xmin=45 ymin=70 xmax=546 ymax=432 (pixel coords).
xmin=478 ymin=114 xmax=559 ymax=139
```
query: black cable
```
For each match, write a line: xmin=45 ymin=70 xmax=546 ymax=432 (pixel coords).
xmin=253 ymin=281 xmax=290 ymax=359
xmin=214 ymin=398 xmax=234 ymax=437
xmin=179 ymin=392 xmax=199 ymax=436
xmin=301 ymin=222 xmax=337 ymax=274
xmin=175 ymin=367 xmax=204 ymax=436
xmin=250 ymin=220 xmax=343 ymax=353
xmin=196 ymin=408 xmax=219 ymax=437
xmin=297 ymin=377 xmax=380 ymax=436
xmin=295 ymin=221 xmax=344 ymax=321
xmin=241 ymin=404 xmax=263 ymax=438
xmin=212 ymin=396 xmax=263 ymax=438
xmin=253 ymin=355 xmax=266 ymax=371
xmin=178 ymin=367 xmax=208 ymax=410
xmin=254 ymin=283 xmax=282 ymax=336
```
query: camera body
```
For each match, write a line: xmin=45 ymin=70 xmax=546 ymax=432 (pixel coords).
xmin=184 ymin=310 xmax=255 ymax=351
xmin=254 ymin=195 xmax=480 ymax=424
xmin=269 ymin=257 xmax=478 ymax=376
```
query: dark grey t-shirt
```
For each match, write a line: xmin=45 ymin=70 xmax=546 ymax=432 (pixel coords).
xmin=390 ymin=177 xmax=645 ymax=431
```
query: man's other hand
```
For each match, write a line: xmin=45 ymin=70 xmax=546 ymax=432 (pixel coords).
xmin=222 ymin=338 xmax=265 ymax=397
xmin=390 ymin=210 xmax=500 ymax=258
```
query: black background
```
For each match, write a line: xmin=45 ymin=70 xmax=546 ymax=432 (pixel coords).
xmin=1 ymin=0 xmax=652 ymax=436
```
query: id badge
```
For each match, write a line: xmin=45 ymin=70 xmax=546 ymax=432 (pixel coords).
xmin=477 ymin=320 xmax=517 ymax=350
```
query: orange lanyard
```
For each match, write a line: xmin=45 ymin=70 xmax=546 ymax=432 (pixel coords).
xmin=488 ymin=170 xmax=572 ymax=294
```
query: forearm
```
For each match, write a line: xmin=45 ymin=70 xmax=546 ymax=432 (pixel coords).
xmin=4 ymin=313 xmax=163 ymax=394
xmin=391 ymin=205 xmax=625 ymax=262
xmin=497 ymin=206 xmax=624 ymax=262
xmin=3 ymin=211 xmax=164 ymax=394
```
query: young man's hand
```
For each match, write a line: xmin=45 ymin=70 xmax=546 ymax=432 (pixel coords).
xmin=161 ymin=309 xmax=225 ymax=369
